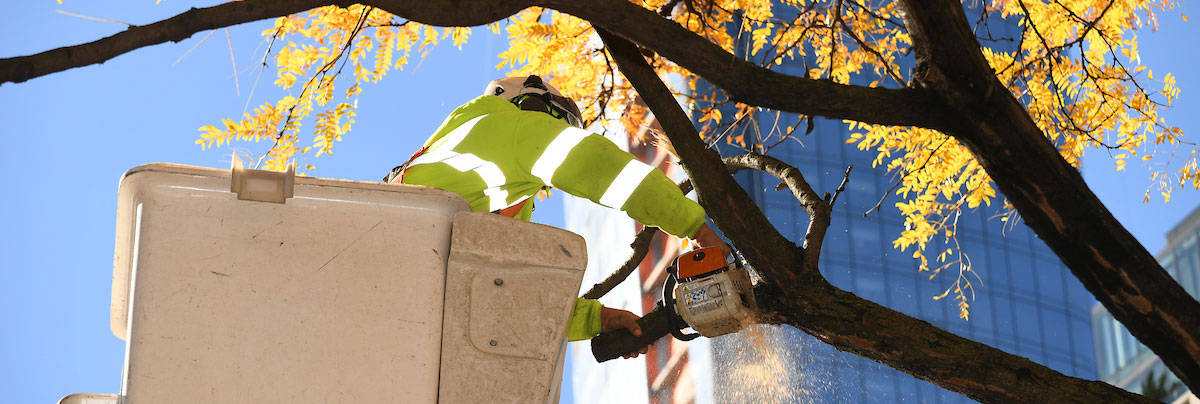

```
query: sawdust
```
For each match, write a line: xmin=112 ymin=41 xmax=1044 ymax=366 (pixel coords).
xmin=715 ymin=320 xmax=812 ymax=403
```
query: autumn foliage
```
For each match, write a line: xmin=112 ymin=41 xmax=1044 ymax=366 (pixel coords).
xmin=196 ymin=0 xmax=1189 ymax=320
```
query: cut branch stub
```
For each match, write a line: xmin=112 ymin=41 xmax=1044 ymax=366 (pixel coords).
xmin=580 ymin=226 xmax=657 ymax=300
xmin=723 ymin=153 xmax=834 ymax=272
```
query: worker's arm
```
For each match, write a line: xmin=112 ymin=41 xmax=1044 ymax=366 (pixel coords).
xmin=515 ymin=114 xmax=707 ymax=239
xmin=566 ymin=298 xmax=603 ymax=341
xmin=566 ymin=298 xmax=648 ymax=358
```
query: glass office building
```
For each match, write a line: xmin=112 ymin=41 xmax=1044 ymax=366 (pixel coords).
xmin=1091 ymin=206 xmax=1200 ymax=401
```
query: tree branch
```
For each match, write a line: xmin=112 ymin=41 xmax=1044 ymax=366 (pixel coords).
xmin=0 ymin=0 xmax=530 ymax=85
xmin=4 ymin=0 xmax=949 ymax=134
xmin=546 ymin=0 xmax=950 ymax=130
xmin=722 ymin=153 xmax=829 ymax=271
xmin=580 ymin=226 xmax=658 ymax=300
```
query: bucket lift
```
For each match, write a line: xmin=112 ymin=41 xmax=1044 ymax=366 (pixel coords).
xmin=60 ymin=163 xmax=587 ymax=404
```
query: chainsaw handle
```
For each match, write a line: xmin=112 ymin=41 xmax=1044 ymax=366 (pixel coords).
xmin=590 ymin=306 xmax=679 ymax=362
xmin=662 ymin=270 xmax=700 ymax=342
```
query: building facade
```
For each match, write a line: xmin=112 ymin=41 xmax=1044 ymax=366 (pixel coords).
xmin=1091 ymin=205 xmax=1200 ymax=402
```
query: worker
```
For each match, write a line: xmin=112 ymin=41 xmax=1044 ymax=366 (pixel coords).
xmin=386 ymin=75 xmax=726 ymax=356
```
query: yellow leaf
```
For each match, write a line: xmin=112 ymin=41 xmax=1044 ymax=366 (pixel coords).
xmin=1184 ymin=14 xmax=1190 ymax=22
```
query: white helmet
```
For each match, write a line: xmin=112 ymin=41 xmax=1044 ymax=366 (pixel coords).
xmin=485 ymin=75 xmax=583 ymax=128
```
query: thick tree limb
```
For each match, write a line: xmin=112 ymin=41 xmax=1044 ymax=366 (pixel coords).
xmin=897 ymin=0 xmax=1200 ymax=391
xmin=545 ymin=0 xmax=950 ymax=130
xmin=0 ymin=0 xmax=527 ymax=85
xmin=598 ymin=26 xmax=1153 ymax=404
xmin=2 ymin=0 xmax=945 ymax=132
xmin=3 ymin=0 xmax=333 ymax=84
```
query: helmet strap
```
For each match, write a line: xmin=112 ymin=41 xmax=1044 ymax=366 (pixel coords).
xmin=513 ymin=93 xmax=551 ymax=114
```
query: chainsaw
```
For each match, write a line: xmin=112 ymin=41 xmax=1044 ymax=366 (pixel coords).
xmin=591 ymin=246 xmax=757 ymax=361
xmin=663 ymin=245 xmax=758 ymax=340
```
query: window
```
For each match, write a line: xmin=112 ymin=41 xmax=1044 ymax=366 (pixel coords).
xmin=986 ymin=245 xmax=1012 ymax=289
xmin=990 ymin=295 xmax=1016 ymax=344
xmin=1108 ymin=316 xmax=1128 ymax=369
xmin=1014 ymin=301 xmax=1043 ymax=348
xmin=853 ymin=270 xmax=886 ymax=302
xmin=1174 ymin=243 xmax=1200 ymax=298
xmin=1010 ymin=256 xmax=1038 ymax=297
xmin=1041 ymin=309 xmax=1070 ymax=352
xmin=1173 ymin=242 xmax=1198 ymax=296
xmin=851 ymin=219 xmax=882 ymax=252
xmin=1096 ymin=315 xmax=1116 ymax=378
xmin=887 ymin=269 xmax=920 ymax=317
xmin=1035 ymin=257 xmax=1066 ymax=302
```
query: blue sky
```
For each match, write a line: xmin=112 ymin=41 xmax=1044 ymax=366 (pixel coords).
xmin=0 ymin=2 xmax=1195 ymax=403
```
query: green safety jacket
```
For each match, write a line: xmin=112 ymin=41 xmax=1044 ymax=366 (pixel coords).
xmin=401 ymin=95 xmax=706 ymax=341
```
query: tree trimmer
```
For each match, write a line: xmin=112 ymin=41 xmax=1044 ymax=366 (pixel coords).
xmin=592 ymin=246 xmax=757 ymax=361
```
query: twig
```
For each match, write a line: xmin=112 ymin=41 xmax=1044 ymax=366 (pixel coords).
xmin=828 ymin=165 xmax=853 ymax=205
xmin=270 ymin=6 xmax=371 ymax=149
xmin=580 ymin=173 xmax=704 ymax=299
xmin=581 ymin=227 xmax=659 ymax=299
xmin=173 ymin=29 xmax=217 ymax=66
xmin=864 ymin=136 xmax=951 ymax=217
xmin=245 ymin=25 xmax=283 ymax=116
xmin=225 ymin=28 xmax=240 ymax=96
xmin=865 ymin=175 xmax=906 ymax=217
xmin=838 ymin=17 xmax=905 ymax=86
xmin=55 ymin=9 xmax=132 ymax=26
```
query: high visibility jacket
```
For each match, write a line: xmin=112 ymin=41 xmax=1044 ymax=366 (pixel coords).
xmin=400 ymin=95 xmax=707 ymax=340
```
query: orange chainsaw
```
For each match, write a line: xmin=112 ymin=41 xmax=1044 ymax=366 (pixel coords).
xmin=591 ymin=246 xmax=758 ymax=362
xmin=662 ymin=246 xmax=758 ymax=341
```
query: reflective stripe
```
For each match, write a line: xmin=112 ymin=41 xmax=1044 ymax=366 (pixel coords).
xmin=531 ymin=127 xmax=590 ymax=186
xmin=409 ymin=115 xmax=486 ymax=167
xmin=405 ymin=115 xmax=513 ymax=210
xmin=428 ymin=152 xmax=511 ymax=212
xmin=483 ymin=187 xmax=511 ymax=212
xmin=599 ymin=160 xmax=655 ymax=209
xmin=434 ymin=115 xmax=486 ymax=151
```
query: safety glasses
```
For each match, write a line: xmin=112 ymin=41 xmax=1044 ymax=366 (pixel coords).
xmin=510 ymin=93 xmax=583 ymax=128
